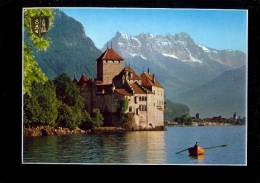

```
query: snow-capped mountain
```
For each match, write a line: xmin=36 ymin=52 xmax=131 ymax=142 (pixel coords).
xmin=104 ymin=32 xmax=246 ymax=102
xmin=106 ymin=31 xmax=245 ymax=68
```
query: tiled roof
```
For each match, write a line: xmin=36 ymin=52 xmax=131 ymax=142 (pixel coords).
xmin=129 ymin=82 xmax=147 ymax=94
xmin=97 ymin=48 xmax=124 ymax=61
xmin=140 ymin=72 xmax=163 ymax=88
xmin=113 ymin=66 xmax=140 ymax=81
xmin=114 ymin=88 xmax=132 ymax=96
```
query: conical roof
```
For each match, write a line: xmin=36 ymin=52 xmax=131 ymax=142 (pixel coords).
xmin=97 ymin=48 xmax=124 ymax=61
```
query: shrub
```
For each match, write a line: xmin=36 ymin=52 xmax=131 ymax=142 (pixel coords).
xmin=91 ymin=108 xmax=104 ymax=128
xmin=23 ymin=81 xmax=58 ymax=127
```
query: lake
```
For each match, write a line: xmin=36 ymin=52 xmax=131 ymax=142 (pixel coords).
xmin=23 ymin=126 xmax=246 ymax=165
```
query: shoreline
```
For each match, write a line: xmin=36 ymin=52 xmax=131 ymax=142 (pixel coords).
xmin=23 ymin=126 xmax=89 ymax=137
xmin=23 ymin=126 xmax=166 ymax=137
xmin=166 ymin=124 xmax=245 ymax=127
xmin=24 ymin=124 xmax=244 ymax=137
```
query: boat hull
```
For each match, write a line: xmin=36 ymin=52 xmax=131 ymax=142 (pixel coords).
xmin=188 ymin=146 xmax=205 ymax=156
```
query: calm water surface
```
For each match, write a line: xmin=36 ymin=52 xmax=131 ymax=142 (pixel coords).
xmin=23 ymin=126 xmax=246 ymax=164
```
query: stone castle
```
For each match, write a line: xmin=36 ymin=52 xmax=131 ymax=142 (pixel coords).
xmin=73 ymin=47 xmax=164 ymax=130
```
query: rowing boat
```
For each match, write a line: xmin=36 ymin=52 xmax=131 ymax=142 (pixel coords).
xmin=188 ymin=144 xmax=205 ymax=156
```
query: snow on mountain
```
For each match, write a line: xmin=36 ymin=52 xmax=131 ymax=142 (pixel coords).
xmin=198 ymin=44 xmax=210 ymax=52
xmin=162 ymin=53 xmax=179 ymax=59
xmin=104 ymin=31 xmax=246 ymax=104
xmin=106 ymin=31 xmax=246 ymax=68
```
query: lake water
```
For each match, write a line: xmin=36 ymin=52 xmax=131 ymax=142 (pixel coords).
xmin=23 ymin=126 xmax=246 ymax=165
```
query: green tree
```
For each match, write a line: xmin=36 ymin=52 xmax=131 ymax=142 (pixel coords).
xmin=56 ymin=102 xmax=75 ymax=129
xmin=23 ymin=8 xmax=55 ymax=95
xmin=175 ymin=114 xmax=192 ymax=125
xmin=91 ymin=108 xmax=104 ymax=128
xmin=24 ymin=81 xmax=58 ymax=127
xmin=54 ymin=73 xmax=82 ymax=106
xmin=79 ymin=112 xmax=94 ymax=130
xmin=54 ymin=73 xmax=87 ymax=129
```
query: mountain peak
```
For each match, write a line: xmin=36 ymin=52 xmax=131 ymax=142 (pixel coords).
xmin=115 ymin=31 xmax=130 ymax=39
xmin=174 ymin=32 xmax=194 ymax=43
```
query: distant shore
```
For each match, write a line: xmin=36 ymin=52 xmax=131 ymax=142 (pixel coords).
xmin=165 ymin=121 xmax=245 ymax=127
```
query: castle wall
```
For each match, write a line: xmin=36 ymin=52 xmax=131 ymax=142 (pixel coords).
xmin=127 ymin=94 xmax=148 ymax=129
xmin=79 ymin=84 xmax=94 ymax=114
xmin=79 ymin=83 xmax=164 ymax=130
xmin=146 ymin=86 xmax=164 ymax=128
xmin=101 ymin=61 xmax=124 ymax=84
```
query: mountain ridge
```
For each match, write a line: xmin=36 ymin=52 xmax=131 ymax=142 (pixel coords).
xmin=177 ymin=65 xmax=246 ymax=118
xmin=32 ymin=10 xmax=102 ymax=79
xmin=29 ymin=10 xmax=246 ymax=118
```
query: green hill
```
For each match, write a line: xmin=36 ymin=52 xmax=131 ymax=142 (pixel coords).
xmin=164 ymin=99 xmax=190 ymax=120
xmin=31 ymin=10 xmax=101 ymax=79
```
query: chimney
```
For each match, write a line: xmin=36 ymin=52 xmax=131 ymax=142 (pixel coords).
xmin=147 ymin=67 xmax=150 ymax=74
xmin=152 ymin=74 xmax=155 ymax=83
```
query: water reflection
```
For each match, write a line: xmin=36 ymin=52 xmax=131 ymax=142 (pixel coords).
xmin=23 ymin=126 xmax=246 ymax=164
xmin=126 ymin=131 xmax=166 ymax=164
xmin=189 ymin=155 xmax=205 ymax=163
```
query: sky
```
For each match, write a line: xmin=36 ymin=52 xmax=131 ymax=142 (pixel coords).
xmin=62 ymin=8 xmax=247 ymax=53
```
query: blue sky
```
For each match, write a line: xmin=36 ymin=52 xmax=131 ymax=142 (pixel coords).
xmin=61 ymin=8 xmax=247 ymax=53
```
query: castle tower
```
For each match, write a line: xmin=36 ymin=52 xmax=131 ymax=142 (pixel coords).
xmin=96 ymin=47 xmax=124 ymax=84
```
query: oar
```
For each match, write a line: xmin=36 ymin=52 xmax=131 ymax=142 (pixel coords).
xmin=203 ymin=144 xmax=227 ymax=150
xmin=176 ymin=147 xmax=191 ymax=154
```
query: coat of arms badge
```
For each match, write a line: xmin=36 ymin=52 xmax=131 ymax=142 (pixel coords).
xmin=31 ymin=15 xmax=49 ymax=37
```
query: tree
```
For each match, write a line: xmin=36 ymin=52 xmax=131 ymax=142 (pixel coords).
xmin=79 ymin=112 xmax=94 ymax=130
xmin=23 ymin=9 xmax=55 ymax=95
xmin=54 ymin=73 xmax=82 ymax=106
xmin=24 ymin=81 xmax=58 ymax=127
xmin=91 ymin=108 xmax=104 ymax=128
xmin=175 ymin=114 xmax=192 ymax=125
xmin=54 ymin=73 xmax=88 ymax=129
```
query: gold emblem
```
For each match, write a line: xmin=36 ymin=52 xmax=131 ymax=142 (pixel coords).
xmin=31 ymin=16 xmax=49 ymax=37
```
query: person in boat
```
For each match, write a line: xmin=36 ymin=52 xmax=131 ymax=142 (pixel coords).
xmin=194 ymin=142 xmax=198 ymax=148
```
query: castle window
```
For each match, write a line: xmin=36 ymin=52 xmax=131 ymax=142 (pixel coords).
xmin=135 ymin=96 xmax=138 ymax=103
xmin=108 ymin=60 xmax=113 ymax=63
xmin=142 ymin=96 xmax=145 ymax=101
xmin=114 ymin=60 xmax=119 ymax=63
xmin=139 ymin=96 xmax=142 ymax=101
xmin=129 ymin=106 xmax=132 ymax=112
xmin=136 ymin=108 xmax=139 ymax=115
xmin=139 ymin=105 xmax=141 ymax=111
